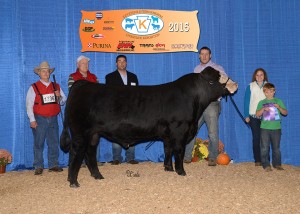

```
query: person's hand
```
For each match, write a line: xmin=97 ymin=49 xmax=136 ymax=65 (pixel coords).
xmin=54 ymin=90 xmax=61 ymax=103
xmin=274 ymin=104 xmax=280 ymax=109
xmin=54 ymin=90 xmax=61 ymax=97
xmin=30 ymin=121 xmax=37 ymax=129
xmin=245 ymin=117 xmax=250 ymax=123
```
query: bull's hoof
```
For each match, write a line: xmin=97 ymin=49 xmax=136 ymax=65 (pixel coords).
xmin=69 ymin=181 xmax=80 ymax=188
xmin=94 ymin=174 xmax=104 ymax=180
xmin=91 ymin=171 xmax=104 ymax=180
xmin=176 ymin=170 xmax=186 ymax=176
xmin=164 ymin=165 xmax=174 ymax=172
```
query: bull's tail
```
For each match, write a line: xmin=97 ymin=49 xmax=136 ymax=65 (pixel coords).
xmin=60 ymin=80 xmax=91 ymax=153
xmin=60 ymin=111 xmax=71 ymax=153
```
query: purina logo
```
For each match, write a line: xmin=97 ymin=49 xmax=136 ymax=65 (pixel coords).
xmin=88 ymin=43 xmax=111 ymax=48
xmin=121 ymin=14 xmax=163 ymax=36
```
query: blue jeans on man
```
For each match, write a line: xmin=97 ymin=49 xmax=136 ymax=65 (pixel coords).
xmin=184 ymin=101 xmax=221 ymax=162
xmin=112 ymin=143 xmax=135 ymax=162
xmin=32 ymin=115 xmax=59 ymax=169
xmin=260 ymin=129 xmax=282 ymax=168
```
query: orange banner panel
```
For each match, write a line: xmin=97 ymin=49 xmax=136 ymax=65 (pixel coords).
xmin=79 ymin=9 xmax=200 ymax=53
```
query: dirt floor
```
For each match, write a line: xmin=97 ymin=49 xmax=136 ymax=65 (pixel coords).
xmin=0 ymin=161 xmax=299 ymax=214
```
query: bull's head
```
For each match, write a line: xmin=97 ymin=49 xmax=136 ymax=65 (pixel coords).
xmin=219 ymin=74 xmax=238 ymax=94
xmin=200 ymin=66 xmax=238 ymax=95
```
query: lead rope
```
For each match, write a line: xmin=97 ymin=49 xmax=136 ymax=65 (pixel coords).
xmin=229 ymin=95 xmax=249 ymax=127
xmin=53 ymin=75 xmax=64 ymax=124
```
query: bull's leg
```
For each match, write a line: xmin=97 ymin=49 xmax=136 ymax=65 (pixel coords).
xmin=85 ymin=134 xmax=104 ymax=180
xmin=85 ymin=152 xmax=104 ymax=179
xmin=67 ymin=150 xmax=73 ymax=181
xmin=68 ymin=135 xmax=85 ymax=188
xmin=173 ymin=139 xmax=186 ymax=176
xmin=163 ymin=139 xmax=174 ymax=172
xmin=68 ymin=151 xmax=84 ymax=187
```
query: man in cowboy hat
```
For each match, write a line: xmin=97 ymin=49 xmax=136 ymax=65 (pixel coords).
xmin=26 ymin=61 xmax=67 ymax=175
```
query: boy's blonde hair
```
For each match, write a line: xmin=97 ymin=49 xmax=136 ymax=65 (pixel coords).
xmin=263 ymin=82 xmax=275 ymax=91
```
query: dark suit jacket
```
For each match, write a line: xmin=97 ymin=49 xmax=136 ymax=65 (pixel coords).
xmin=105 ymin=70 xmax=139 ymax=86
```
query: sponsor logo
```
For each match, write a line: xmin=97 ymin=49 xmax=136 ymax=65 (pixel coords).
xmin=88 ymin=43 xmax=111 ymax=48
xmin=155 ymin=43 xmax=166 ymax=47
xmin=104 ymin=20 xmax=114 ymax=24
xmin=117 ymin=41 xmax=135 ymax=51
xmin=171 ymin=44 xmax=194 ymax=49
xmin=82 ymin=27 xmax=95 ymax=32
xmin=83 ymin=19 xmax=95 ymax=24
xmin=96 ymin=12 xmax=103 ymax=20
xmin=103 ymin=26 xmax=115 ymax=30
xmin=121 ymin=14 xmax=164 ymax=36
xmin=153 ymin=43 xmax=167 ymax=51
xmin=91 ymin=34 xmax=104 ymax=39
xmin=139 ymin=44 xmax=154 ymax=48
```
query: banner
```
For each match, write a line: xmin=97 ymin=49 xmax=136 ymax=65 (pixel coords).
xmin=79 ymin=9 xmax=200 ymax=53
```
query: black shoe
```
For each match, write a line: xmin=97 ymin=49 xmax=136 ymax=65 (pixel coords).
xmin=48 ymin=166 xmax=63 ymax=172
xmin=34 ymin=168 xmax=43 ymax=175
xmin=127 ymin=160 xmax=139 ymax=164
xmin=111 ymin=160 xmax=121 ymax=165
xmin=274 ymin=165 xmax=284 ymax=170
xmin=183 ymin=159 xmax=192 ymax=164
xmin=97 ymin=162 xmax=105 ymax=166
xmin=255 ymin=162 xmax=262 ymax=166
xmin=208 ymin=159 xmax=217 ymax=166
xmin=264 ymin=166 xmax=272 ymax=172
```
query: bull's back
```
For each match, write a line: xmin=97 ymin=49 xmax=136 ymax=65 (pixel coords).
xmin=65 ymin=73 xmax=224 ymax=146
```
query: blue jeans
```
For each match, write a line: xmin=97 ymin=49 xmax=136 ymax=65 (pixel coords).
xmin=249 ymin=116 xmax=262 ymax=163
xmin=112 ymin=143 xmax=135 ymax=162
xmin=260 ymin=129 xmax=282 ymax=168
xmin=32 ymin=115 xmax=59 ymax=169
xmin=184 ymin=101 xmax=221 ymax=161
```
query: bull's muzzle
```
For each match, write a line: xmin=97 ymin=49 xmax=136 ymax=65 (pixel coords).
xmin=223 ymin=77 xmax=238 ymax=94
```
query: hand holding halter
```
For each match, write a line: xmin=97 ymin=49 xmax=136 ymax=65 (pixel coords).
xmin=52 ymin=74 xmax=60 ymax=103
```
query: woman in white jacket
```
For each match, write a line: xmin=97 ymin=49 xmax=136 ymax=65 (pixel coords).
xmin=244 ymin=68 xmax=268 ymax=166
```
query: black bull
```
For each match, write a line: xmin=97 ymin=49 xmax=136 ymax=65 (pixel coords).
xmin=60 ymin=66 xmax=238 ymax=187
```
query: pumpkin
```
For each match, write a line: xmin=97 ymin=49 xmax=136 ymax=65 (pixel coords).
xmin=191 ymin=156 xmax=199 ymax=162
xmin=216 ymin=153 xmax=230 ymax=165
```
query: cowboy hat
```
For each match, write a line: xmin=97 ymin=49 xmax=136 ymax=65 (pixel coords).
xmin=34 ymin=61 xmax=55 ymax=74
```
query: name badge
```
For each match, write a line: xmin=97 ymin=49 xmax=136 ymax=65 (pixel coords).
xmin=130 ymin=82 xmax=136 ymax=86
xmin=41 ymin=93 xmax=57 ymax=105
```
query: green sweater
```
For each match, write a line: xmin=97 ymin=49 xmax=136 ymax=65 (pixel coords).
xmin=256 ymin=98 xmax=286 ymax=130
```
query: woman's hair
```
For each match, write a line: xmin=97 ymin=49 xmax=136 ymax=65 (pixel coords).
xmin=252 ymin=68 xmax=268 ymax=82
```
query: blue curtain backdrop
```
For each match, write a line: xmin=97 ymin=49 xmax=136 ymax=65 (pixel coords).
xmin=1 ymin=0 xmax=299 ymax=171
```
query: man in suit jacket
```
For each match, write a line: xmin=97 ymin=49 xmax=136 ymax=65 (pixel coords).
xmin=105 ymin=55 xmax=139 ymax=165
